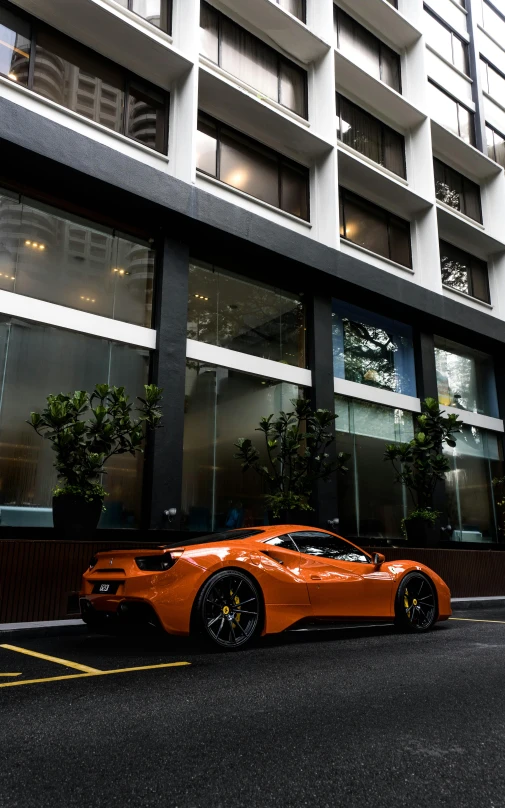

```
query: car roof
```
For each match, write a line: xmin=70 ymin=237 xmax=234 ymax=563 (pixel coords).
xmin=161 ymin=525 xmax=344 ymax=550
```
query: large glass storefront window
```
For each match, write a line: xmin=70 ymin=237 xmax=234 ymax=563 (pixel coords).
xmin=0 ymin=317 xmax=149 ymax=528
xmin=0 ymin=193 xmax=155 ymax=327
xmin=445 ymin=425 xmax=502 ymax=542
xmin=335 ymin=396 xmax=414 ymax=540
xmin=182 ymin=361 xmax=304 ymax=531
xmin=188 ymin=261 xmax=305 ymax=367
xmin=435 ymin=336 xmax=498 ymax=417
xmin=332 ymin=301 xmax=416 ymax=396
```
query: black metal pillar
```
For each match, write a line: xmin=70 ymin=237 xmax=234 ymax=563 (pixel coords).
xmin=467 ymin=0 xmax=488 ymax=154
xmin=306 ymin=289 xmax=339 ymax=528
xmin=144 ymin=233 xmax=190 ymax=531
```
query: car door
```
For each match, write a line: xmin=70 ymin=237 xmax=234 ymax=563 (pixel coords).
xmin=289 ymin=531 xmax=393 ymax=619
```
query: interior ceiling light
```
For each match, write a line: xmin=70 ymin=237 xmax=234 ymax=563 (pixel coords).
xmin=8 ymin=73 xmax=17 ymax=81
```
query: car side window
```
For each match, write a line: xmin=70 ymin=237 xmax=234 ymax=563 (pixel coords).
xmin=265 ymin=535 xmax=298 ymax=551
xmin=289 ymin=532 xmax=369 ymax=563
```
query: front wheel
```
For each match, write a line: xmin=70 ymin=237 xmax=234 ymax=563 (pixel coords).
xmin=395 ymin=573 xmax=437 ymax=632
xmin=194 ymin=570 xmax=262 ymax=650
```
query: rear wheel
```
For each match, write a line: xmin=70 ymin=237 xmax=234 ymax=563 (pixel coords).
xmin=194 ymin=570 xmax=262 ymax=650
xmin=395 ymin=573 xmax=437 ymax=632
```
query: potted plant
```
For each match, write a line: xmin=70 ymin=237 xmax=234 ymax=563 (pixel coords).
xmin=234 ymin=398 xmax=349 ymax=523
xmin=384 ymin=397 xmax=462 ymax=546
xmin=28 ymin=383 xmax=163 ymax=533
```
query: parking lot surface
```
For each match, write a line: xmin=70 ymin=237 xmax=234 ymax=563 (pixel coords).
xmin=1 ymin=609 xmax=505 ymax=808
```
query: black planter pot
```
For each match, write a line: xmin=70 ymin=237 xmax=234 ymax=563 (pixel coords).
xmin=404 ymin=517 xmax=439 ymax=548
xmin=52 ymin=494 xmax=103 ymax=533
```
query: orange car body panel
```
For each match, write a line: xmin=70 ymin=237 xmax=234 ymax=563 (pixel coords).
xmin=80 ymin=525 xmax=452 ymax=635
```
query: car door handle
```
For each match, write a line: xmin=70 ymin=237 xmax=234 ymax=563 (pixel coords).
xmin=310 ymin=575 xmax=322 ymax=580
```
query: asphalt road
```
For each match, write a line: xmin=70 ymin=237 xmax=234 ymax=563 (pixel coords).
xmin=1 ymin=610 xmax=505 ymax=808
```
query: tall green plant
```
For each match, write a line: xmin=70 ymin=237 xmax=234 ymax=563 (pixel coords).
xmin=384 ymin=397 xmax=462 ymax=518
xmin=234 ymin=398 xmax=349 ymax=517
xmin=28 ymin=384 xmax=163 ymax=500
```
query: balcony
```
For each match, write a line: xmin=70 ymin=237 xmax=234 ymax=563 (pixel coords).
xmin=431 ymin=120 xmax=501 ymax=182
xmin=436 ymin=203 xmax=505 ymax=259
xmin=10 ymin=0 xmax=192 ymax=91
xmin=336 ymin=0 xmax=422 ymax=49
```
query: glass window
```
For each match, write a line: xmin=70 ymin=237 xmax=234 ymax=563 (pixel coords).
xmin=440 ymin=240 xmax=490 ymax=303
xmin=0 ymin=6 xmax=30 ymax=86
xmin=289 ymin=531 xmax=370 ymax=562
xmin=435 ymin=336 xmax=499 ymax=417
xmin=332 ymin=300 xmax=416 ymax=396
xmin=275 ymin=0 xmax=306 ymax=22
xmin=2 ymin=8 xmax=169 ymax=154
xmin=182 ymin=361 xmax=305 ymax=531
xmin=486 ymin=124 xmax=505 ymax=169
xmin=423 ymin=8 xmax=469 ymax=76
xmin=196 ymin=113 xmax=310 ymax=220
xmin=199 ymin=2 xmax=307 ymax=118
xmin=428 ymin=82 xmax=475 ymax=145
xmin=334 ymin=7 xmax=401 ymax=93
xmin=115 ymin=0 xmax=172 ymax=31
xmin=482 ymin=1 xmax=505 ymax=46
xmin=187 ymin=261 xmax=305 ymax=367
xmin=481 ymin=59 xmax=505 ymax=107
xmin=0 ymin=317 xmax=149 ymax=528
xmin=265 ymin=535 xmax=299 ymax=550
xmin=434 ymin=158 xmax=482 ymax=222
xmin=445 ymin=425 xmax=502 ymax=542
xmin=384 ymin=0 xmax=398 ymax=6
xmin=339 ymin=187 xmax=412 ymax=268
xmin=335 ymin=395 xmax=414 ymax=540
xmin=0 ymin=193 xmax=155 ymax=327
xmin=336 ymin=93 xmax=406 ymax=178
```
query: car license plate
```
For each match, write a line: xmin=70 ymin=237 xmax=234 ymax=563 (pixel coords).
xmin=93 ymin=582 xmax=120 ymax=594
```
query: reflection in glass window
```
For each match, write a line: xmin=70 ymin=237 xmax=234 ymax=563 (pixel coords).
xmin=336 ymin=93 xmax=406 ymax=178
xmin=435 ymin=336 xmax=498 ymax=417
xmin=486 ymin=124 xmax=505 ymax=168
xmin=423 ymin=8 xmax=469 ymax=75
xmin=0 ymin=194 xmax=155 ymax=327
xmin=434 ymin=158 xmax=482 ymax=223
xmin=196 ymin=113 xmax=310 ymax=220
xmin=445 ymin=425 xmax=503 ymax=542
xmin=275 ymin=0 xmax=306 ymax=22
xmin=339 ymin=188 xmax=411 ymax=268
xmin=334 ymin=7 xmax=401 ymax=93
xmin=335 ymin=395 xmax=414 ymax=540
xmin=115 ymin=0 xmax=172 ymax=31
xmin=0 ymin=6 xmax=30 ymax=86
xmin=0 ymin=317 xmax=149 ymax=527
xmin=481 ymin=58 xmax=505 ymax=107
xmin=332 ymin=300 xmax=416 ymax=396
xmin=182 ymin=361 xmax=304 ymax=531
xmin=440 ymin=240 xmax=490 ymax=303
xmin=199 ymin=2 xmax=307 ymax=118
xmin=289 ymin=531 xmax=369 ymax=562
xmin=481 ymin=1 xmax=505 ymax=47
xmin=428 ymin=81 xmax=474 ymax=145
xmin=187 ymin=261 xmax=305 ymax=367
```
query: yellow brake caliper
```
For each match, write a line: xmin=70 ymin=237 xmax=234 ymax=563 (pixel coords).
xmin=232 ymin=590 xmax=241 ymax=626
xmin=404 ymin=587 xmax=409 ymax=611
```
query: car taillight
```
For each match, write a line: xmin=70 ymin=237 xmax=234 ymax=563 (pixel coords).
xmin=135 ymin=552 xmax=183 ymax=571
xmin=89 ymin=556 xmax=97 ymax=569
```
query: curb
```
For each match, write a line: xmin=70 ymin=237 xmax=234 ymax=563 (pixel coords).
xmin=451 ymin=597 xmax=505 ymax=611
xmin=0 ymin=619 xmax=87 ymax=642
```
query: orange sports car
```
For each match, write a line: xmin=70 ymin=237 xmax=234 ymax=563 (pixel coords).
xmin=80 ymin=526 xmax=451 ymax=649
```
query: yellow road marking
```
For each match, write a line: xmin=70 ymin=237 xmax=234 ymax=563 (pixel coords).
xmin=0 ymin=644 xmax=101 ymax=673
xmin=450 ymin=617 xmax=505 ymax=624
xmin=0 ymin=673 xmax=22 ymax=677
xmin=0 ymin=661 xmax=190 ymax=689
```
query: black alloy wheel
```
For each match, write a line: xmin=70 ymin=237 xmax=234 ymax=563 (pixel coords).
xmin=195 ymin=570 xmax=262 ymax=650
xmin=395 ymin=572 xmax=437 ymax=632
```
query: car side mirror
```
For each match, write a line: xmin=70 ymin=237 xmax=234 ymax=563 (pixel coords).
xmin=373 ymin=552 xmax=385 ymax=566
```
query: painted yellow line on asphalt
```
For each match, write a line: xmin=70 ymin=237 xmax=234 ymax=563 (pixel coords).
xmin=0 ymin=661 xmax=191 ymax=689
xmin=450 ymin=617 xmax=505 ymax=624
xmin=0 ymin=673 xmax=22 ymax=677
xmin=0 ymin=644 xmax=101 ymax=673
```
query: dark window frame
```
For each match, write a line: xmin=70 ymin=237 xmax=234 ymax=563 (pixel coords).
xmin=123 ymin=0 xmax=172 ymax=33
xmin=423 ymin=5 xmax=470 ymax=76
xmin=339 ymin=186 xmax=412 ymax=269
xmin=485 ymin=122 xmax=505 ymax=168
xmin=0 ymin=2 xmax=170 ymax=155
xmin=334 ymin=6 xmax=402 ymax=94
xmin=200 ymin=1 xmax=308 ymax=119
xmin=428 ymin=79 xmax=475 ymax=145
xmin=480 ymin=56 xmax=505 ymax=105
xmin=197 ymin=111 xmax=310 ymax=221
xmin=274 ymin=0 xmax=306 ymax=24
xmin=439 ymin=240 xmax=490 ymax=304
xmin=335 ymin=91 xmax=406 ymax=179
xmin=434 ymin=157 xmax=483 ymax=223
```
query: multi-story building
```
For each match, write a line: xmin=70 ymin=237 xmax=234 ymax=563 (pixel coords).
xmin=0 ymin=0 xmax=505 ymax=545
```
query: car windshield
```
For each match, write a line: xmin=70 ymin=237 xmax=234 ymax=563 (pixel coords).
xmin=161 ymin=529 xmax=265 ymax=549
